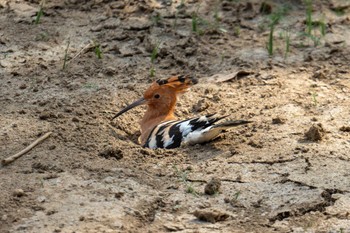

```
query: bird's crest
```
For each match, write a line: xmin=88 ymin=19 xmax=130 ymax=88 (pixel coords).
xmin=147 ymin=75 xmax=198 ymax=95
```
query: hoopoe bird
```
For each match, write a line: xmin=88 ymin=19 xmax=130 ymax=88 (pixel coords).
xmin=112 ymin=75 xmax=251 ymax=149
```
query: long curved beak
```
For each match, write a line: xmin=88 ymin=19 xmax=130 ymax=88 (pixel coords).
xmin=111 ymin=97 xmax=146 ymax=120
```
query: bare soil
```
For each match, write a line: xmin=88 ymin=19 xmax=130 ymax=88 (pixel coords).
xmin=1 ymin=0 xmax=350 ymax=232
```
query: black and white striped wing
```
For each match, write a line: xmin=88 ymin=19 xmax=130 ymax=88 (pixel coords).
xmin=144 ymin=114 xmax=226 ymax=149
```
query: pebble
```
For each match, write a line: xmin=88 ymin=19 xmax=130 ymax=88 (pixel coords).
xmin=13 ymin=189 xmax=25 ymax=197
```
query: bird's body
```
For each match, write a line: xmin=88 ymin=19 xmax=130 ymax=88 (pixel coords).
xmin=112 ymin=75 xmax=251 ymax=149
xmin=144 ymin=114 xmax=250 ymax=149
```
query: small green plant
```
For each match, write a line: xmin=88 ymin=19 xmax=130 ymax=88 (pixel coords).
xmin=213 ymin=1 xmax=221 ymax=23
xmin=62 ymin=38 xmax=70 ymax=70
xmin=83 ymin=83 xmax=99 ymax=89
xmin=284 ymin=29 xmax=290 ymax=58
xmin=173 ymin=0 xmax=185 ymax=30
xmin=332 ymin=7 xmax=346 ymax=16
xmin=152 ymin=13 xmax=162 ymax=26
xmin=304 ymin=32 xmax=320 ymax=47
xmin=186 ymin=185 xmax=196 ymax=194
xmin=173 ymin=165 xmax=199 ymax=197
xmin=150 ymin=42 xmax=160 ymax=64
xmin=266 ymin=9 xmax=284 ymax=56
xmin=312 ymin=92 xmax=318 ymax=106
xmin=150 ymin=67 xmax=156 ymax=77
xmin=305 ymin=0 xmax=313 ymax=35
xmin=35 ymin=31 xmax=49 ymax=41
xmin=233 ymin=26 xmax=240 ymax=36
xmin=38 ymin=177 xmax=44 ymax=188
xmin=233 ymin=191 xmax=241 ymax=201
xmin=35 ymin=0 xmax=45 ymax=24
xmin=150 ymin=41 xmax=160 ymax=77
xmin=93 ymin=42 xmax=102 ymax=59
xmin=220 ymin=53 xmax=225 ymax=64
xmin=319 ymin=17 xmax=326 ymax=36
xmin=192 ymin=13 xmax=198 ymax=33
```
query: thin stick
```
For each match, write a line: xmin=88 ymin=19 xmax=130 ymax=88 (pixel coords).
xmin=67 ymin=41 xmax=94 ymax=65
xmin=2 ymin=132 xmax=52 ymax=166
xmin=62 ymin=38 xmax=70 ymax=70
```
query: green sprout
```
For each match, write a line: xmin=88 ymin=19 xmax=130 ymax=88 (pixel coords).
xmin=192 ymin=13 xmax=198 ymax=33
xmin=284 ymin=29 xmax=290 ymax=58
xmin=62 ymin=38 xmax=70 ymax=70
xmin=35 ymin=0 xmax=45 ymax=24
xmin=94 ymin=42 xmax=102 ymax=59
xmin=173 ymin=165 xmax=199 ymax=197
xmin=266 ymin=9 xmax=284 ymax=56
xmin=312 ymin=92 xmax=318 ymax=106
xmin=305 ymin=0 xmax=313 ymax=35
xmin=150 ymin=67 xmax=156 ymax=77
xmin=150 ymin=41 xmax=161 ymax=77
xmin=319 ymin=17 xmax=326 ymax=36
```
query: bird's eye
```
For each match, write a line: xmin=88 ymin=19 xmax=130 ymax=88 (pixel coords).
xmin=154 ymin=94 xmax=160 ymax=99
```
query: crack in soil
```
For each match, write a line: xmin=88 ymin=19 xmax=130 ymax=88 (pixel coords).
xmin=269 ymin=189 xmax=345 ymax=223
xmin=228 ymin=157 xmax=298 ymax=165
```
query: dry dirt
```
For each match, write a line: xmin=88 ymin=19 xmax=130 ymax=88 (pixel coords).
xmin=1 ymin=0 xmax=350 ymax=232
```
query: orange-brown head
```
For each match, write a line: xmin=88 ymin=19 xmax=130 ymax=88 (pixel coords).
xmin=112 ymin=75 xmax=198 ymax=144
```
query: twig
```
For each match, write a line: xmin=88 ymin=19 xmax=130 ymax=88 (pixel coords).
xmin=62 ymin=38 xmax=70 ymax=70
xmin=66 ymin=41 xmax=94 ymax=65
xmin=2 ymin=132 xmax=52 ymax=166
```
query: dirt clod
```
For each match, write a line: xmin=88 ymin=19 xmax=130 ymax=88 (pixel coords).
xmin=193 ymin=99 xmax=210 ymax=112
xmin=305 ymin=123 xmax=325 ymax=141
xmin=39 ymin=111 xmax=57 ymax=120
xmin=193 ymin=208 xmax=230 ymax=223
xmin=339 ymin=126 xmax=350 ymax=132
xmin=204 ymin=177 xmax=221 ymax=195
xmin=272 ymin=117 xmax=286 ymax=124
xmin=98 ymin=147 xmax=123 ymax=160
xmin=13 ymin=189 xmax=25 ymax=197
xmin=19 ymin=83 xmax=27 ymax=89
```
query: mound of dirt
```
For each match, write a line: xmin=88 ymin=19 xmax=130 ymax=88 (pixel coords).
xmin=305 ymin=123 xmax=325 ymax=141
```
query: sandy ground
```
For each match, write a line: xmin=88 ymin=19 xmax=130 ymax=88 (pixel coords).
xmin=1 ymin=0 xmax=350 ymax=232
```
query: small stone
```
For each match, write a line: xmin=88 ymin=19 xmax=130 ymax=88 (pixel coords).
xmin=37 ymin=196 xmax=46 ymax=203
xmin=19 ymin=83 xmax=27 ymax=89
xmin=72 ymin=117 xmax=80 ymax=122
xmin=204 ymin=177 xmax=221 ymax=195
xmin=114 ymin=192 xmax=124 ymax=199
xmin=311 ymin=117 xmax=318 ymax=122
xmin=163 ymin=223 xmax=184 ymax=231
xmin=79 ymin=216 xmax=85 ymax=221
xmin=13 ymin=189 xmax=25 ymax=197
xmin=48 ymin=145 xmax=56 ymax=150
xmin=1 ymin=214 xmax=8 ymax=221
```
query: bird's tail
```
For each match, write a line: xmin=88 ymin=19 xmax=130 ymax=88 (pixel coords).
xmin=212 ymin=120 xmax=252 ymax=129
xmin=184 ymin=119 xmax=252 ymax=145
